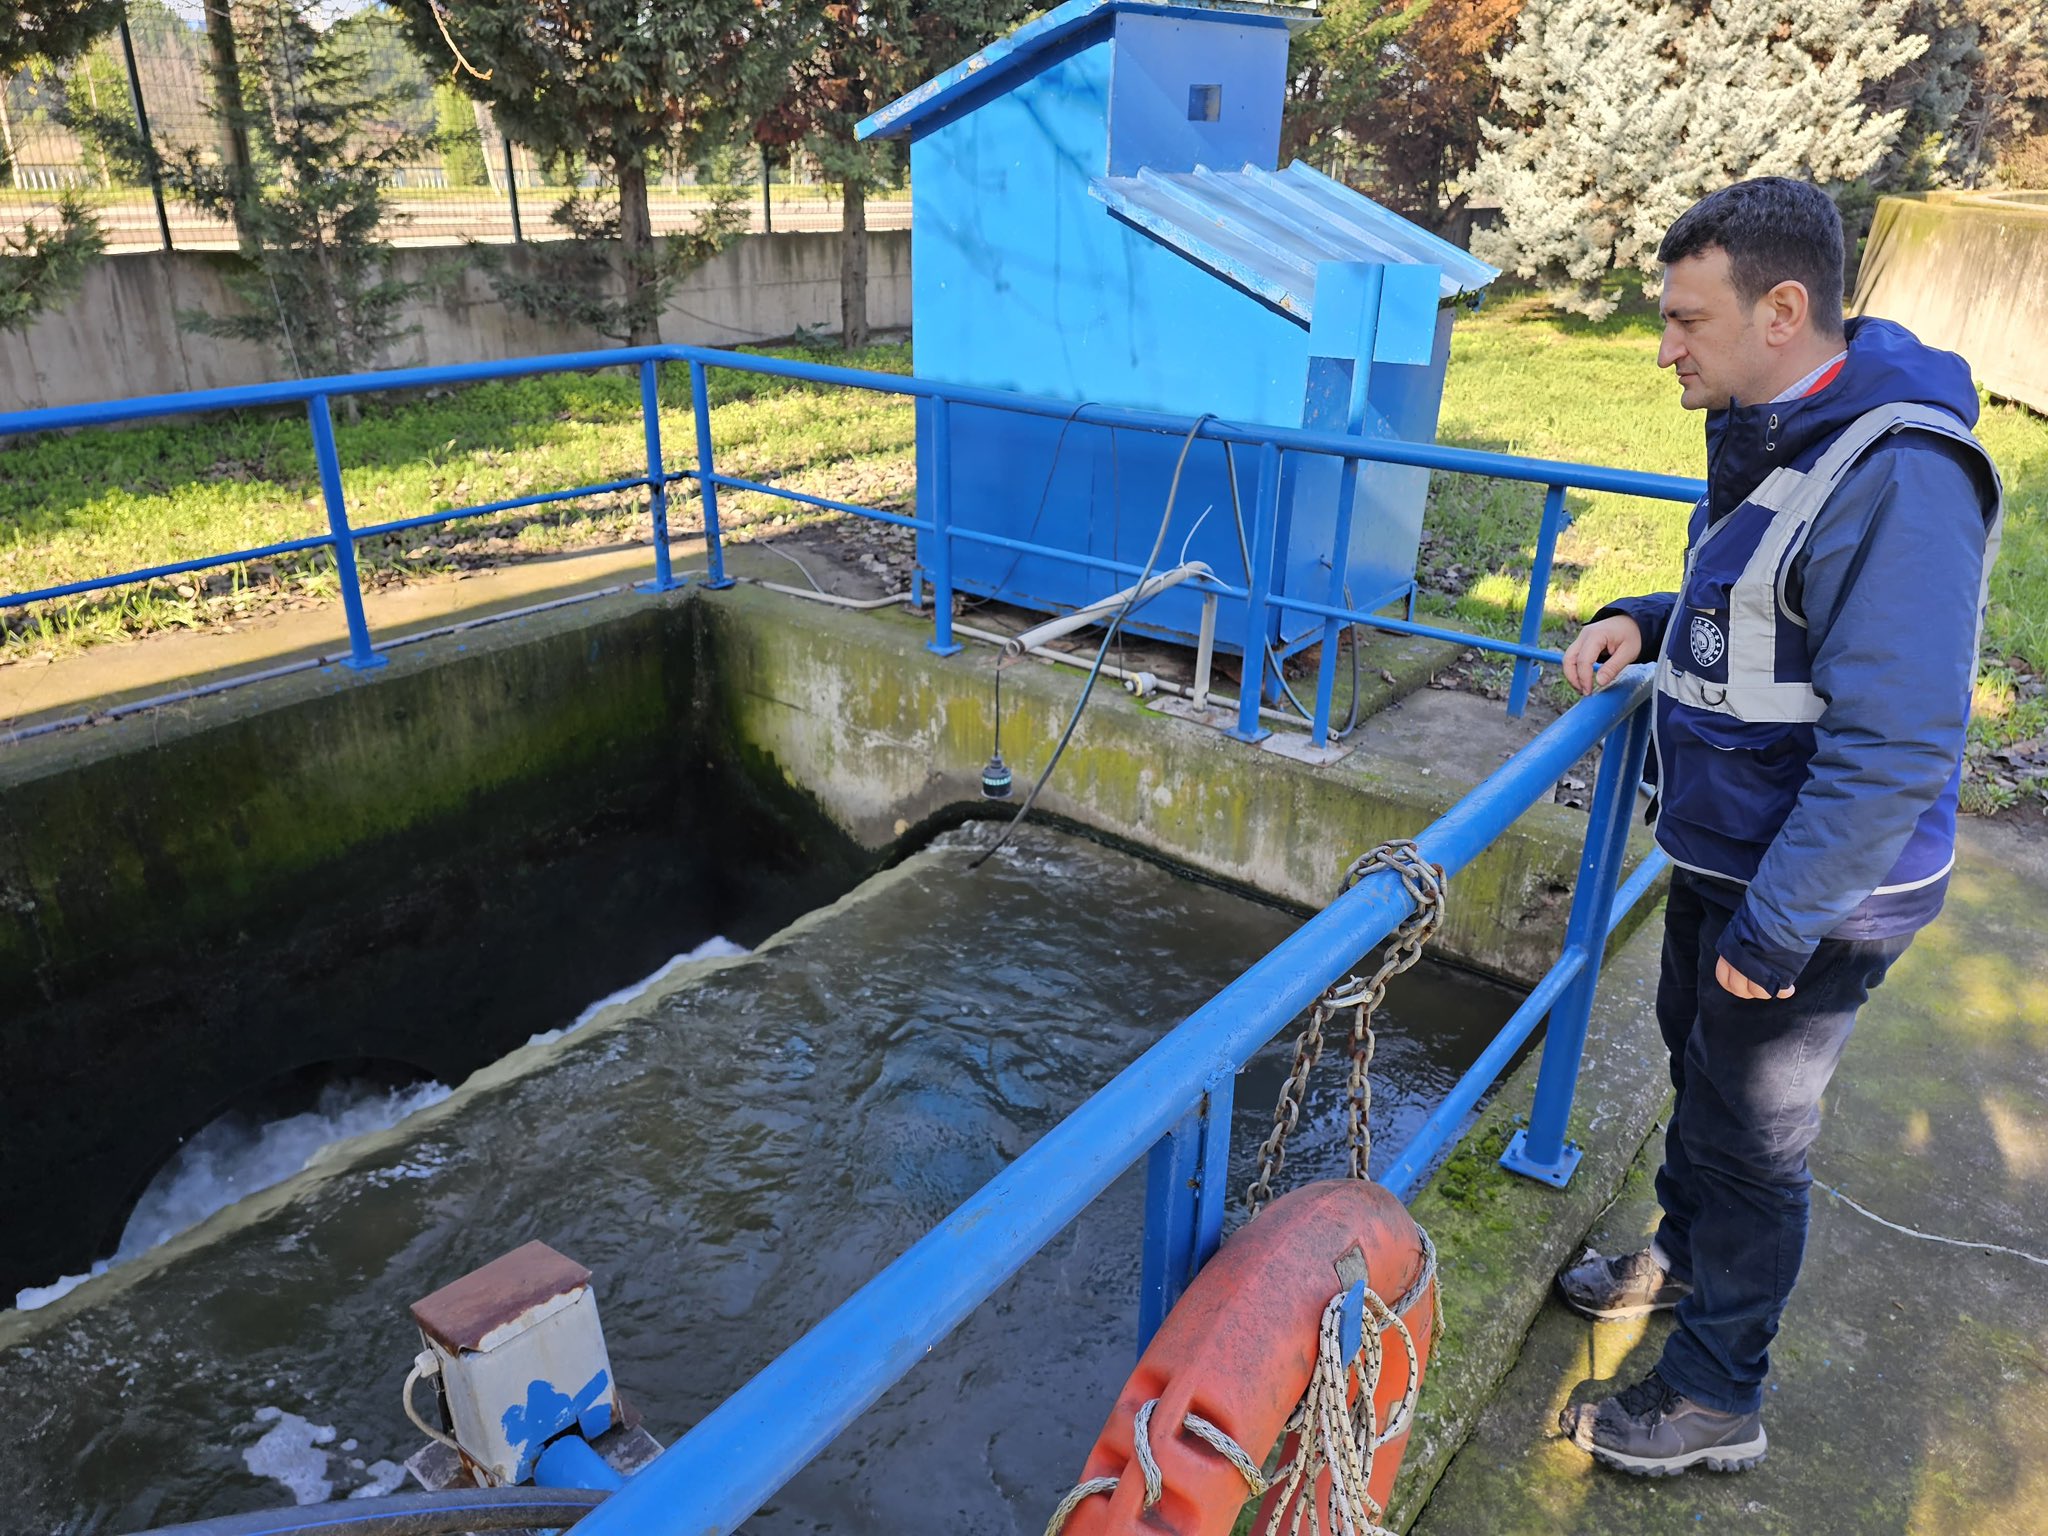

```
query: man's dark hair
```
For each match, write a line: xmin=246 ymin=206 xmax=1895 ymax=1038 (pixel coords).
xmin=1657 ymin=178 xmax=1846 ymax=337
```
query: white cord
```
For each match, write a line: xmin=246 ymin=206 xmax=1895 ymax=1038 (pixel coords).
xmin=757 ymin=540 xmax=827 ymax=593
xmin=402 ymin=1356 xmax=464 ymax=1453
xmin=1814 ymin=1180 xmax=2048 ymax=1269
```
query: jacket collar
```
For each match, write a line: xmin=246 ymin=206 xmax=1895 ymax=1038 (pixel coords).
xmin=1698 ymin=316 xmax=1981 ymax=522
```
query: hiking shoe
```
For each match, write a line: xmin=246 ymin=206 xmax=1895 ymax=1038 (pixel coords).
xmin=1558 ymin=1373 xmax=1768 ymax=1477
xmin=1557 ymin=1246 xmax=1692 ymax=1321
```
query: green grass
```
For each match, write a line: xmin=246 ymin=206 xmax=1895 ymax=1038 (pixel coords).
xmin=2 ymin=295 xmax=2042 ymax=717
xmin=1427 ymin=294 xmax=2048 ymax=673
xmin=0 ymin=340 xmax=916 ymax=654
xmin=1427 ymin=293 xmax=2048 ymax=795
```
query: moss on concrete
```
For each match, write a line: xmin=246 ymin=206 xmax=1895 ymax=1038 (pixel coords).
xmin=695 ymin=583 xmax=1640 ymax=984
xmin=1387 ymin=909 xmax=1673 ymax=1530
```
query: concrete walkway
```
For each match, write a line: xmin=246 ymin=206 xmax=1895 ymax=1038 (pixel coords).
xmin=1413 ymin=818 xmax=2048 ymax=1535
xmin=0 ymin=538 xmax=713 ymax=730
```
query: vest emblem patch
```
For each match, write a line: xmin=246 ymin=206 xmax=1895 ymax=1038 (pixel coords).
xmin=1690 ymin=615 xmax=1727 ymax=669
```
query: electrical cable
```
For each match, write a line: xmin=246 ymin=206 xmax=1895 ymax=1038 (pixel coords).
xmin=963 ymin=399 xmax=1101 ymax=611
xmin=969 ymin=415 xmax=1214 ymax=870
xmin=756 ymin=539 xmax=826 ymax=593
xmin=1220 ymin=441 xmax=1365 ymax=738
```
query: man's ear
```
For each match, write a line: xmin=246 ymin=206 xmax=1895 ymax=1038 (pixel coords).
xmin=1761 ymin=279 xmax=1811 ymax=346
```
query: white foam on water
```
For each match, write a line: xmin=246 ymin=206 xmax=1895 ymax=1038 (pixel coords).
xmin=10 ymin=940 xmax=746 ymax=1313
xmin=10 ymin=1079 xmax=451 ymax=1314
xmin=525 ymin=936 xmax=750 ymax=1048
xmin=243 ymin=1407 xmax=336 ymax=1506
xmin=347 ymin=1460 xmax=407 ymax=1499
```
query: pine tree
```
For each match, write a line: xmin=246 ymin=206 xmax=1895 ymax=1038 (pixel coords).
xmin=388 ymin=0 xmax=792 ymax=346
xmin=74 ymin=0 xmax=431 ymax=377
xmin=757 ymin=0 xmax=1029 ymax=349
xmin=1471 ymin=0 xmax=1928 ymax=316
xmin=1 ymin=0 xmax=122 ymax=332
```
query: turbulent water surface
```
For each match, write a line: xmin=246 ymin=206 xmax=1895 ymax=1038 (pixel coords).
xmin=0 ymin=826 xmax=1518 ymax=1535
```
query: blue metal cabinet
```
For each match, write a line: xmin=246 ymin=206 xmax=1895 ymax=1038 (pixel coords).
xmin=862 ymin=0 xmax=1497 ymax=655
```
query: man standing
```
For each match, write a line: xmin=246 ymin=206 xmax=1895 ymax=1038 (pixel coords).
xmin=1554 ymin=177 xmax=2003 ymax=1476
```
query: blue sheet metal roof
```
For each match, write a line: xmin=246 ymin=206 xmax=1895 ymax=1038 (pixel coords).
xmin=857 ymin=0 xmax=1315 ymax=143
xmin=1089 ymin=161 xmax=1499 ymax=318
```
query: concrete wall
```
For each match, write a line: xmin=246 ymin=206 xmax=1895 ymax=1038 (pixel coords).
xmin=0 ymin=598 xmax=877 ymax=1295
xmin=0 ymin=230 xmax=912 ymax=414
xmin=1855 ymin=191 xmax=2048 ymax=414
xmin=0 ymin=583 xmax=1644 ymax=1294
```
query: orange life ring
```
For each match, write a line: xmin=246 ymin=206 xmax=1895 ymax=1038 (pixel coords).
xmin=1057 ymin=1179 xmax=1436 ymax=1535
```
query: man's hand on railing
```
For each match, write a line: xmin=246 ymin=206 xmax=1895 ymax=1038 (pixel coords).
xmin=1562 ymin=616 xmax=1644 ymax=695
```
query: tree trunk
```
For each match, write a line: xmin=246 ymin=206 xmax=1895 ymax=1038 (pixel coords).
xmin=0 ymin=93 xmax=19 ymax=190
xmin=475 ymin=100 xmax=499 ymax=191
xmin=201 ymin=0 xmax=255 ymax=245
xmin=618 ymin=157 xmax=659 ymax=346
xmin=840 ymin=178 xmax=868 ymax=350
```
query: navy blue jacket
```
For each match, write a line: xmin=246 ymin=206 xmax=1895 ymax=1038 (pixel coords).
xmin=1600 ymin=318 xmax=2002 ymax=992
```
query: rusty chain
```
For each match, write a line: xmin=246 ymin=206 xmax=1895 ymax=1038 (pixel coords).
xmin=1243 ymin=840 xmax=1447 ymax=1217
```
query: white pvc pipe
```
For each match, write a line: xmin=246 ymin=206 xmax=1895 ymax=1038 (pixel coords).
xmin=1002 ymin=562 xmax=1213 ymax=658
xmin=952 ymin=620 xmax=1300 ymax=728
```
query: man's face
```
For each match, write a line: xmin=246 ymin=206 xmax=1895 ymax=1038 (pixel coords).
xmin=1657 ymin=248 xmax=1764 ymax=411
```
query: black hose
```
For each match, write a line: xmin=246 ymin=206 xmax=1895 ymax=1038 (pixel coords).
xmin=970 ymin=414 xmax=1212 ymax=870
xmin=126 ymin=1485 xmax=609 ymax=1536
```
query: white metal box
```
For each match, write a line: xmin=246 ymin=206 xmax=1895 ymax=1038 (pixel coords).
xmin=410 ymin=1240 xmax=619 ymax=1486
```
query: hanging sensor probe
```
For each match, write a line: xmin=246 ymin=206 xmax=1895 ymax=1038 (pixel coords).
xmin=980 ymin=664 xmax=1014 ymax=799
xmin=970 ymin=414 xmax=1215 ymax=869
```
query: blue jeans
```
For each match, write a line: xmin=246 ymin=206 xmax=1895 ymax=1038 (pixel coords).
xmin=1650 ymin=871 xmax=1911 ymax=1415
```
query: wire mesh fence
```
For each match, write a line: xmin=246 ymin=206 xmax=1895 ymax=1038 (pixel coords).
xmin=1 ymin=10 xmax=904 ymax=255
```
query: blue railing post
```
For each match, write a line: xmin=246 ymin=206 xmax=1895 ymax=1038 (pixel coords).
xmin=1229 ymin=442 xmax=1283 ymax=742
xmin=1499 ymin=697 xmax=1655 ymax=1186
xmin=1138 ymin=1104 xmax=1201 ymax=1350
xmin=924 ymin=396 xmax=962 ymax=657
xmin=688 ymin=359 xmax=735 ymax=590
xmin=1308 ymin=456 xmax=1364 ymax=747
xmin=1507 ymin=483 xmax=1569 ymax=718
xmin=641 ymin=360 xmax=682 ymax=592
xmin=306 ymin=394 xmax=386 ymax=671
xmin=1135 ymin=1072 xmax=1235 ymax=1352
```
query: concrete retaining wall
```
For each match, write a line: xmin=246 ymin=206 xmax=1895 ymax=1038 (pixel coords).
xmin=0 ymin=229 xmax=912 ymax=414
xmin=0 ymin=582 xmax=1645 ymax=1299
xmin=1854 ymin=191 xmax=2048 ymax=414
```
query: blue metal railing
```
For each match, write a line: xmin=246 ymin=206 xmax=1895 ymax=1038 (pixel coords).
xmin=576 ymin=667 xmax=1663 ymax=1535
xmin=0 ymin=351 xmax=1689 ymax=1531
xmin=0 ymin=346 xmax=1702 ymax=730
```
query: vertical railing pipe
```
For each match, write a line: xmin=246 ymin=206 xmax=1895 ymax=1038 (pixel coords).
xmin=1507 ymin=483 xmax=1569 ymax=718
xmin=1137 ymin=1100 xmax=1203 ymax=1351
xmin=306 ymin=394 xmax=385 ymax=670
xmin=1190 ymin=1071 xmax=1233 ymax=1272
xmin=1134 ymin=1071 xmax=1236 ymax=1354
xmin=640 ymin=360 xmax=680 ymax=591
xmin=688 ymin=360 xmax=734 ymax=590
xmin=1308 ymin=454 xmax=1364 ymax=747
xmin=1230 ymin=442 xmax=1283 ymax=742
xmin=1498 ymin=698 xmax=1654 ymax=1185
xmin=924 ymin=396 xmax=962 ymax=656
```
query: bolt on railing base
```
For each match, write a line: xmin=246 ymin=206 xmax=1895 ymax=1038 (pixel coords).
xmin=1498 ymin=1128 xmax=1584 ymax=1189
